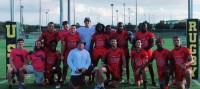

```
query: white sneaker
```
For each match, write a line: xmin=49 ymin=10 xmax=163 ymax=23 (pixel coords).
xmin=55 ymin=84 xmax=60 ymax=89
xmin=127 ymin=79 xmax=133 ymax=84
xmin=119 ymin=79 xmax=125 ymax=83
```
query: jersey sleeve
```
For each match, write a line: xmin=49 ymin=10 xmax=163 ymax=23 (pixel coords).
xmin=148 ymin=32 xmax=155 ymax=39
xmin=10 ymin=49 xmax=15 ymax=58
xmin=185 ymin=48 xmax=192 ymax=56
xmin=143 ymin=51 xmax=148 ymax=59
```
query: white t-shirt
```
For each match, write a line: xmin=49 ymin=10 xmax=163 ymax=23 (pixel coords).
xmin=77 ymin=26 xmax=95 ymax=51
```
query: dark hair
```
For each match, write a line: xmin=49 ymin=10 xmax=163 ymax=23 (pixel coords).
xmin=110 ymin=36 xmax=118 ymax=41
xmin=173 ymin=36 xmax=179 ymax=39
xmin=48 ymin=22 xmax=54 ymax=25
xmin=62 ymin=21 xmax=68 ymax=25
xmin=17 ymin=38 xmax=24 ymax=42
xmin=71 ymin=24 xmax=76 ymax=27
xmin=117 ymin=22 xmax=123 ymax=25
xmin=95 ymin=23 xmax=105 ymax=34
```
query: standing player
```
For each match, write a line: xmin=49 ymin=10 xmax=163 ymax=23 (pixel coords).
xmin=38 ymin=22 xmax=58 ymax=49
xmin=112 ymin=22 xmax=132 ymax=84
xmin=141 ymin=38 xmax=172 ymax=89
xmin=131 ymin=39 xmax=148 ymax=89
xmin=43 ymin=40 xmax=62 ymax=88
xmin=7 ymin=38 xmax=28 ymax=89
xmin=77 ymin=17 xmax=95 ymax=52
xmin=61 ymin=25 xmax=80 ymax=83
xmin=171 ymin=36 xmax=194 ymax=89
xmin=134 ymin=22 xmax=157 ymax=86
xmin=90 ymin=23 xmax=107 ymax=83
xmin=26 ymin=40 xmax=45 ymax=85
xmin=58 ymin=21 xmax=70 ymax=41
xmin=95 ymin=37 xmax=126 ymax=89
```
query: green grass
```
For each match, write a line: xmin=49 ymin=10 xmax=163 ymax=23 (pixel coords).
xmin=0 ymin=38 xmax=200 ymax=89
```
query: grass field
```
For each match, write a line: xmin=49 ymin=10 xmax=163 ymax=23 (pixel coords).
xmin=0 ymin=38 xmax=200 ymax=89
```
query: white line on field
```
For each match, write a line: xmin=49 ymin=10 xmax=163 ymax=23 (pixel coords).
xmin=192 ymin=80 xmax=200 ymax=87
xmin=0 ymin=80 xmax=6 ymax=84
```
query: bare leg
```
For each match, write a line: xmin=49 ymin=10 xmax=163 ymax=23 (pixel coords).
xmin=176 ymin=80 xmax=184 ymax=89
xmin=7 ymin=68 xmax=13 ymax=85
xmin=185 ymin=69 xmax=192 ymax=88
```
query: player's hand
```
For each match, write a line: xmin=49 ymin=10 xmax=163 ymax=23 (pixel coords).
xmin=81 ymin=68 xmax=86 ymax=73
xmin=13 ymin=67 xmax=18 ymax=73
xmin=75 ymin=69 xmax=79 ymax=73
xmin=181 ymin=63 xmax=187 ymax=69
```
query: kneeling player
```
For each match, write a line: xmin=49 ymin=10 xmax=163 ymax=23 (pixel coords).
xmin=44 ymin=40 xmax=61 ymax=88
xmin=131 ymin=39 xmax=148 ymax=89
xmin=141 ymin=38 xmax=172 ymax=89
xmin=26 ymin=40 xmax=46 ymax=85
xmin=95 ymin=37 xmax=126 ymax=89
xmin=7 ymin=38 xmax=28 ymax=89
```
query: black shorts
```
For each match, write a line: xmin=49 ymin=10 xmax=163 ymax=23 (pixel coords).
xmin=71 ymin=75 xmax=86 ymax=86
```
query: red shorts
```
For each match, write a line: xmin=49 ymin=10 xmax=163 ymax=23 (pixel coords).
xmin=92 ymin=48 xmax=106 ymax=60
xmin=107 ymin=66 xmax=120 ymax=80
xmin=134 ymin=69 xmax=142 ymax=82
xmin=63 ymin=50 xmax=71 ymax=67
xmin=175 ymin=67 xmax=190 ymax=81
xmin=158 ymin=70 xmax=165 ymax=82
xmin=123 ymin=48 xmax=130 ymax=60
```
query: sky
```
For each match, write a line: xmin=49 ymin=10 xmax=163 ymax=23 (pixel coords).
xmin=0 ymin=0 xmax=200 ymax=26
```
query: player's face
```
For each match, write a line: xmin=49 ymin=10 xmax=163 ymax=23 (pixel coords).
xmin=70 ymin=26 xmax=77 ymax=34
xmin=110 ymin=39 xmax=117 ymax=47
xmin=105 ymin=26 xmax=111 ymax=34
xmin=117 ymin=23 xmax=123 ymax=31
xmin=135 ymin=40 xmax=142 ymax=48
xmin=156 ymin=42 xmax=163 ymax=49
xmin=48 ymin=24 xmax=54 ymax=31
xmin=35 ymin=41 xmax=42 ymax=49
xmin=96 ymin=24 xmax=103 ymax=33
xmin=63 ymin=24 xmax=69 ymax=30
xmin=173 ymin=38 xmax=181 ymax=47
xmin=141 ymin=24 xmax=147 ymax=32
xmin=84 ymin=20 xmax=90 ymax=27
xmin=17 ymin=41 xmax=24 ymax=48
xmin=77 ymin=43 xmax=85 ymax=50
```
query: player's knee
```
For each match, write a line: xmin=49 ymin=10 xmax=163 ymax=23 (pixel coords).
xmin=185 ymin=69 xmax=192 ymax=76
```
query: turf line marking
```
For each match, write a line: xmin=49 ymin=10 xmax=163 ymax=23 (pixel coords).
xmin=192 ymin=80 xmax=200 ymax=87
xmin=0 ymin=80 xmax=6 ymax=84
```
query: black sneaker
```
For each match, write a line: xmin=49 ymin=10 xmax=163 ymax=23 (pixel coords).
xmin=12 ymin=79 xmax=16 ymax=84
xmin=8 ymin=85 xmax=12 ymax=89
xmin=19 ymin=84 xmax=25 ymax=89
xmin=143 ymin=86 xmax=148 ymax=89
xmin=152 ymin=81 xmax=158 ymax=87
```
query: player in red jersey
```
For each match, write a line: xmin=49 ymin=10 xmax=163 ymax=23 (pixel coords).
xmin=131 ymin=39 xmax=148 ymax=89
xmin=94 ymin=37 xmax=126 ymax=89
xmin=90 ymin=23 xmax=107 ymax=83
xmin=38 ymin=22 xmax=58 ymax=49
xmin=171 ymin=36 xmax=194 ymax=89
xmin=7 ymin=38 xmax=28 ymax=89
xmin=58 ymin=21 xmax=70 ymax=41
xmin=133 ymin=22 xmax=157 ymax=86
xmin=43 ymin=40 xmax=62 ymax=88
xmin=141 ymin=38 xmax=172 ymax=89
xmin=112 ymin=22 xmax=132 ymax=84
xmin=61 ymin=25 xmax=80 ymax=82
xmin=26 ymin=40 xmax=46 ymax=85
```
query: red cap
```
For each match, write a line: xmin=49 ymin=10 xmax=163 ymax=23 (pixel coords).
xmin=156 ymin=38 xmax=164 ymax=43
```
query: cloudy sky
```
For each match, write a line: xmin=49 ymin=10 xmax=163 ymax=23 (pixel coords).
xmin=0 ymin=0 xmax=200 ymax=26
